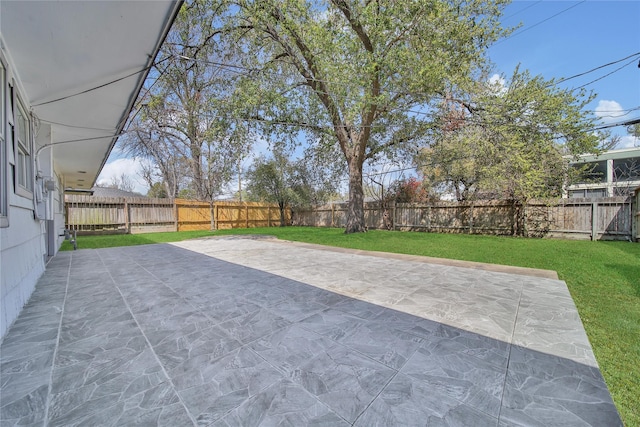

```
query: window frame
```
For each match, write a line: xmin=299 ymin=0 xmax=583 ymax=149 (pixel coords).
xmin=12 ymin=88 xmax=33 ymax=199
xmin=0 ymin=56 xmax=7 ymax=227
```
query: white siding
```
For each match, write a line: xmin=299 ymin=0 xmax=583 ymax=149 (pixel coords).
xmin=0 ymin=47 xmax=62 ymax=339
xmin=0 ymin=204 xmax=46 ymax=337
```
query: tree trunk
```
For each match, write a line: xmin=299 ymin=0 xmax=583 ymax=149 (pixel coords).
xmin=510 ymin=201 xmax=524 ymax=236
xmin=209 ymin=200 xmax=215 ymax=230
xmin=278 ymin=201 xmax=286 ymax=227
xmin=345 ymin=157 xmax=366 ymax=233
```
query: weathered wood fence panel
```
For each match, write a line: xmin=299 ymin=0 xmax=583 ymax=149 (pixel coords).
xmin=294 ymin=197 xmax=635 ymax=241
xmin=65 ymin=196 xmax=286 ymax=234
xmin=66 ymin=195 xmax=635 ymax=241
xmin=634 ymin=187 xmax=640 ymax=242
xmin=128 ymin=199 xmax=175 ymax=234
xmin=538 ymin=198 xmax=632 ymax=240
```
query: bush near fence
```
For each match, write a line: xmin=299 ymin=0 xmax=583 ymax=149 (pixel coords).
xmin=294 ymin=197 xmax=636 ymax=241
xmin=65 ymin=195 xmax=289 ymax=234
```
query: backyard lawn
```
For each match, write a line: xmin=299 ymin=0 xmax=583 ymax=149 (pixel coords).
xmin=62 ymin=227 xmax=640 ymax=426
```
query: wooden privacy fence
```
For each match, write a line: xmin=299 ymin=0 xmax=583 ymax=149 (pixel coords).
xmin=294 ymin=197 xmax=636 ymax=241
xmin=65 ymin=196 xmax=289 ymax=234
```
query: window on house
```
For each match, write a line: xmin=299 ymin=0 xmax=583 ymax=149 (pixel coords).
xmin=15 ymin=97 xmax=32 ymax=196
xmin=613 ymin=157 xmax=640 ymax=182
xmin=569 ymin=188 xmax=607 ymax=198
xmin=0 ymin=59 xmax=7 ymax=226
xmin=572 ymin=160 xmax=607 ymax=184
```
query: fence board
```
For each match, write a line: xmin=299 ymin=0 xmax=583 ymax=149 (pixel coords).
xmin=65 ymin=195 xmax=286 ymax=234
xmin=295 ymin=197 xmax=634 ymax=241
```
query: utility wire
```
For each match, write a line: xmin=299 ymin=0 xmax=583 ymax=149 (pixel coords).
xmin=551 ymin=52 xmax=640 ymax=87
xmin=573 ymin=58 xmax=639 ymax=91
xmin=494 ymin=0 xmax=586 ymax=46
xmin=501 ymin=1 xmax=543 ymax=21
xmin=32 ymin=57 xmax=171 ymax=107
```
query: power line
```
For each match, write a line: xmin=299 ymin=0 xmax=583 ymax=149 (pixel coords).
xmin=501 ymin=1 xmax=543 ymax=21
xmin=573 ymin=57 xmax=639 ymax=91
xmin=32 ymin=57 xmax=171 ymax=107
xmin=551 ymin=51 xmax=640 ymax=87
xmin=494 ymin=1 xmax=586 ymax=46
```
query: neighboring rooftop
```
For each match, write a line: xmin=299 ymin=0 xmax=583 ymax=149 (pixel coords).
xmin=90 ymin=186 xmax=146 ymax=198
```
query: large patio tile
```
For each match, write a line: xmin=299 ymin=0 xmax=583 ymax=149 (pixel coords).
xmin=174 ymin=347 xmax=283 ymax=425
xmin=291 ymin=344 xmax=396 ymax=423
xmin=210 ymin=379 xmax=348 ymax=427
xmin=216 ymin=308 xmax=290 ymax=345
xmin=401 ymin=341 xmax=506 ymax=417
xmin=332 ymin=297 xmax=391 ymax=320
xmin=393 ymin=294 xmax=517 ymax=342
xmin=499 ymin=345 xmax=623 ymax=427
xmin=334 ymin=320 xmax=424 ymax=370
xmin=299 ymin=308 xmax=368 ymax=341
xmin=249 ymin=324 xmax=340 ymax=375
xmin=0 ymin=375 xmax=49 ymax=426
xmin=150 ymin=324 xmax=243 ymax=371
xmin=48 ymin=348 xmax=186 ymax=426
xmin=512 ymin=303 xmax=596 ymax=365
xmin=354 ymin=373 xmax=498 ymax=427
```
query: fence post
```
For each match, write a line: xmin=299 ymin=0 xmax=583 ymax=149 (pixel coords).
xmin=174 ymin=200 xmax=179 ymax=232
xmin=245 ymin=203 xmax=249 ymax=228
xmin=392 ymin=201 xmax=396 ymax=231
xmin=591 ymin=202 xmax=598 ymax=241
xmin=331 ymin=203 xmax=335 ymax=227
xmin=124 ymin=198 xmax=130 ymax=234
xmin=268 ymin=206 xmax=271 ymax=227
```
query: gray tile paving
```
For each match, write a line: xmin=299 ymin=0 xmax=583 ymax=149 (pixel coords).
xmin=0 ymin=236 xmax=622 ymax=426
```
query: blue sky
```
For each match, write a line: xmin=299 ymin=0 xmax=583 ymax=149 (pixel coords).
xmin=488 ymin=0 xmax=640 ymax=148
xmin=100 ymin=0 xmax=640 ymax=193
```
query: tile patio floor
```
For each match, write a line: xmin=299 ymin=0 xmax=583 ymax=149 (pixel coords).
xmin=0 ymin=236 xmax=622 ymax=426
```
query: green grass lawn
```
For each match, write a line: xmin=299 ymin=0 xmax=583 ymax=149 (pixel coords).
xmin=62 ymin=226 xmax=640 ymax=426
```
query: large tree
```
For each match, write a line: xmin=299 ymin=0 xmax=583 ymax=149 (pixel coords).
xmin=419 ymin=67 xmax=602 ymax=234
xmin=246 ymin=146 xmax=341 ymax=225
xmin=246 ymin=150 xmax=296 ymax=226
xmin=123 ymin=0 xmax=251 ymax=222
xmin=228 ymin=0 xmax=510 ymax=232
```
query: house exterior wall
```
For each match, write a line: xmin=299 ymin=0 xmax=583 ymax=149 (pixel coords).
xmin=566 ymin=147 xmax=640 ymax=198
xmin=0 ymin=39 xmax=65 ymax=339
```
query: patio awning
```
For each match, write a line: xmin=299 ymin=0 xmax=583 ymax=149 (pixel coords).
xmin=0 ymin=0 xmax=183 ymax=190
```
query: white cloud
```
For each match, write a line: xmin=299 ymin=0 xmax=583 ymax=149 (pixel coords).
xmin=96 ymin=158 xmax=148 ymax=194
xmin=594 ymin=100 xmax=630 ymax=124
xmin=488 ymin=74 xmax=507 ymax=95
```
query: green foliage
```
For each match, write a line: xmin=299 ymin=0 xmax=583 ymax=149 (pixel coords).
xmin=419 ymin=67 xmax=602 ymax=234
xmin=246 ymin=147 xmax=341 ymax=212
xmin=59 ymin=230 xmax=217 ymax=250
xmin=387 ymin=177 xmax=432 ymax=203
xmin=123 ymin=0 xmax=251 ymax=201
xmin=146 ymin=182 xmax=168 ymax=198
xmin=227 ymin=0 xmax=511 ymax=232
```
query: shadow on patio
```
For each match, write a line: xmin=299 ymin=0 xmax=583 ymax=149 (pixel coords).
xmin=0 ymin=239 xmax=622 ymax=426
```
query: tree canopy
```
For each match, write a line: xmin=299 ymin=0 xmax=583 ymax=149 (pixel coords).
xmin=418 ymin=67 xmax=602 ymax=234
xmin=226 ymin=0 xmax=511 ymax=232
xmin=123 ymin=0 xmax=251 ymax=204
